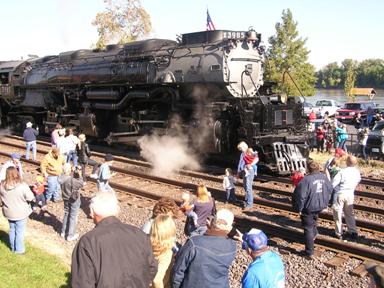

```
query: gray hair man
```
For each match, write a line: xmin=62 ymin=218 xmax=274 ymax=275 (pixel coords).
xmin=331 ymin=155 xmax=361 ymax=240
xmin=71 ymin=192 xmax=157 ymax=288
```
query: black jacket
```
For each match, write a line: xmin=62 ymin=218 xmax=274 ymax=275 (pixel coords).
xmin=71 ymin=216 xmax=157 ymax=288
xmin=292 ymin=172 xmax=332 ymax=213
xmin=76 ymin=142 xmax=91 ymax=164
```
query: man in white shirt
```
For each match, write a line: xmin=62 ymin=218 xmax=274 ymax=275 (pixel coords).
xmin=331 ymin=155 xmax=361 ymax=240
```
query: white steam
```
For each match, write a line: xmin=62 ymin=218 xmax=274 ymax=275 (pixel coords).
xmin=138 ymin=133 xmax=200 ymax=176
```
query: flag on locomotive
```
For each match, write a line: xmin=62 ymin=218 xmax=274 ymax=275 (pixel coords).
xmin=206 ymin=9 xmax=216 ymax=31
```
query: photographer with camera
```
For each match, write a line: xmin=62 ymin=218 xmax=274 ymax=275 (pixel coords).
xmin=58 ymin=163 xmax=84 ymax=241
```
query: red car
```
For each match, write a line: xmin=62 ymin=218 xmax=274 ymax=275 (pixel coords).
xmin=335 ymin=101 xmax=376 ymax=123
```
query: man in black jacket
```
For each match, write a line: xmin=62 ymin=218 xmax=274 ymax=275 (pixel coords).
xmin=71 ymin=192 xmax=157 ymax=288
xmin=292 ymin=161 xmax=332 ymax=259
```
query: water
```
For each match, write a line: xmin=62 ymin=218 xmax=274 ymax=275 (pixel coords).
xmin=304 ymin=89 xmax=384 ymax=108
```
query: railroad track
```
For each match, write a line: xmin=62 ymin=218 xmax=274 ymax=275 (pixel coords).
xmin=2 ymin=136 xmax=384 ymax=219
xmin=0 ymin=139 xmax=383 ymax=266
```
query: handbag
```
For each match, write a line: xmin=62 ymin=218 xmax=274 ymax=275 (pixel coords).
xmin=69 ymin=177 xmax=80 ymax=201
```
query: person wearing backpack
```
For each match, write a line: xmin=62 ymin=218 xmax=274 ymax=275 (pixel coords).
xmin=58 ymin=164 xmax=84 ymax=241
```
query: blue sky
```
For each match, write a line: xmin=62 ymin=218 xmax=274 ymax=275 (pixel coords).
xmin=1 ymin=0 xmax=383 ymax=69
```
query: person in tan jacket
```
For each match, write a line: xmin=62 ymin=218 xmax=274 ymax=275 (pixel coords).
xmin=40 ymin=148 xmax=65 ymax=202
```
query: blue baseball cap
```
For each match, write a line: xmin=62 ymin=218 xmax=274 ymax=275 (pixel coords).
xmin=242 ymin=228 xmax=268 ymax=251
xmin=10 ymin=153 xmax=21 ymax=159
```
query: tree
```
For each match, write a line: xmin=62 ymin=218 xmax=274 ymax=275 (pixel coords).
xmin=92 ymin=0 xmax=152 ymax=49
xmin=343 ymin=60 xmax=356 ymax=101
xmin=265 ymin=9 xmax=316 ymax=96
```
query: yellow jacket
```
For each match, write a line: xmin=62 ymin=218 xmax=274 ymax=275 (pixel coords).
xmin=40 ymin=150 xmax=65 ymax=176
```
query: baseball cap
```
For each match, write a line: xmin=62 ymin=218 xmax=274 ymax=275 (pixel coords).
xmin=335 ymin=148 xmax=346 ymax=158
xmin=10 ymin=153 xmax=21 ymax=159
xmin=105 ymin=153 xmax=114 ymax=161
xmin=216 ymin=209 xmax=234 ymax=230
xmin=26 ymin=122 xmax=32 ymax=128
xmin=365 ymin=262 xmax=384 ymax=288
xmin=242 ymin=228 xmax=268 ymax=251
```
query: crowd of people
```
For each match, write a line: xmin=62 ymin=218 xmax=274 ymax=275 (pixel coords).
xmin=308 ymin=110 xmax=384 ymax=160
xmin=0 ymin=121 xmax=382 ymax=287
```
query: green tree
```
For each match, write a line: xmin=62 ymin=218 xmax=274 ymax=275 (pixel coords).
xmin=265 ymin=9 xmax=316 ymax=96
xmin=356 ymin=59 xmax=384 ymax=88
xmin=92 ymin=0 xmax=152 ymax=49
xmin=343 ymin=60 xmax=356 ymax=101
xmin=316 ymin=62 xmax=342 ymax=88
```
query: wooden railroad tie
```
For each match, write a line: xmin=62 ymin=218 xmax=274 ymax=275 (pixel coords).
xmin=324 ymin=253 xmax=349 ymax=268
xmin=350 ymin=261 xmax=369 ymax=278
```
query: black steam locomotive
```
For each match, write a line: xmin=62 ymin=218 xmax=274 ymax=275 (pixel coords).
xmin=0 ymin=29 xmax=307 ymax=174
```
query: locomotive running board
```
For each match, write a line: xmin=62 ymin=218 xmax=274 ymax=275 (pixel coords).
xmin=272 ymin=142 xmax=306 ymax=174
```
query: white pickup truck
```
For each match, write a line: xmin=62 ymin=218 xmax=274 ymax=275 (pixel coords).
xmin=312 ymin=99 xmax=340 ymax=117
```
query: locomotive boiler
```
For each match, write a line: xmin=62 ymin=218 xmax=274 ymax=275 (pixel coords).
xmin=0 ymin=29 xmax=307 ymax=174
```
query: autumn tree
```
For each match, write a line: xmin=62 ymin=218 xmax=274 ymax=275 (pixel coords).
xmin=92 ymin=0 xmax=152 ymax=48
xmin=265 ymin=9 xmax=316 ymax=96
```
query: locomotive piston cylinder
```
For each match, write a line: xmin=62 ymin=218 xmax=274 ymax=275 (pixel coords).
xmin=86 ymin=90 xmax=120 ymax=100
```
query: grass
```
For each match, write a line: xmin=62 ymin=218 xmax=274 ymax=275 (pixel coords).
xmin=0 ymin=229 xmax=70 ymax=288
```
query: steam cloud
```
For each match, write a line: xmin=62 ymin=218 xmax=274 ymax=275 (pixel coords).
xmin=137 ymin=84 xmax=223 ymax=175
xmin=138 ymin=133 xmax=200 ymax=176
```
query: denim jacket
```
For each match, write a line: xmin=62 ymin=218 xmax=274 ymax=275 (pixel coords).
xmin=172 ymin=229 xmax=236 ymax=288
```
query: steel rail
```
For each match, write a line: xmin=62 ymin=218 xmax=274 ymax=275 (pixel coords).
xmin=0 ymin=148 xmax=383 ymax=263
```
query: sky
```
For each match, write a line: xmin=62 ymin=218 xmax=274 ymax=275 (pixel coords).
xmin=1 ymin=0 xmax=383 ymax=70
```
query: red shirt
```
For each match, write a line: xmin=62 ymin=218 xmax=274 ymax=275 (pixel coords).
xmin=309 ymin=112 xmax=317 ymax=122
xmin=243 ymin=153 xmax=258 ymax=165
xmin=316 ymin=128 xmax=325 ymax=140
xmin=291 ymin=172 xmax=304 ymax=187
xmin=32 ymin=183 xmax=45 ymax=195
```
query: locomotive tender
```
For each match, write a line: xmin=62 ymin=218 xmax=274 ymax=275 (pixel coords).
xmin=0 ymin=29 xmax=307 ymax=174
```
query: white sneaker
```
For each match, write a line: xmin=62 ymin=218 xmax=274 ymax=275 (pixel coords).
xmin=67 ymin=233 xmax=79 ymax=242
xmin=89 ymin=174 xmax=98 ymax=179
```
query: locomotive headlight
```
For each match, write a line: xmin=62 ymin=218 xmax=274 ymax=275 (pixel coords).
xmin=279 ymin=93 xmax=288 ymax=104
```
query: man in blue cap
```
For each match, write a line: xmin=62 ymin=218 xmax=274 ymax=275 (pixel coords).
xmin=241 ymin=228 xmax=285 ymax=288
xmin=0 ymin=153 xmax=23 ymax=181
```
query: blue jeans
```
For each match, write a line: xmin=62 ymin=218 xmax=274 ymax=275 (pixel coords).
xmin=66 ymin=150 xmax=78 ymax=167
xmin=62 ymin=197 xmax=81 ymax=238
xmin=97 ymin=180 xmax=113 ymax=192
xmin=226 ymin=188 xmax=237 ymax=202
xmin=338 ymin=140 xmax=347 ymax=151
xmin=243 ymin=168 xmax=255 ymax=208
xmin=8 ymin=218 xmax=27 ymax=254
xmin=190 ymin=225 xmax=207 ymax=237
xmin=46 ymin=176 xmax=61 ymax=201
xmin=25 ymin=141 xmax=37 ymax=161
xmin=360 ymin=144 xmax=367 ymax=160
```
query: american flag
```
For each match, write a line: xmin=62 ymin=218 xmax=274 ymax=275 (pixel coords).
xmin=206 ymin=9 xmax=216 ymax=31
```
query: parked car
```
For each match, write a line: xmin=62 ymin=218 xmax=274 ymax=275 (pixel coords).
xmin=312 ymin=99 xmax=340 ymax=117
xmin=366 ymin=120 xmax=384 ymax=156
xmin=335 ymin=101 xmax=377 ymax=123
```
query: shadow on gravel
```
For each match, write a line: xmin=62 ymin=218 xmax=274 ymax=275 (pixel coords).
xmin=80 ymin=195 xmax=92 ymax=218
xmin=30 ymin=210 xmax=63 ymax=234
